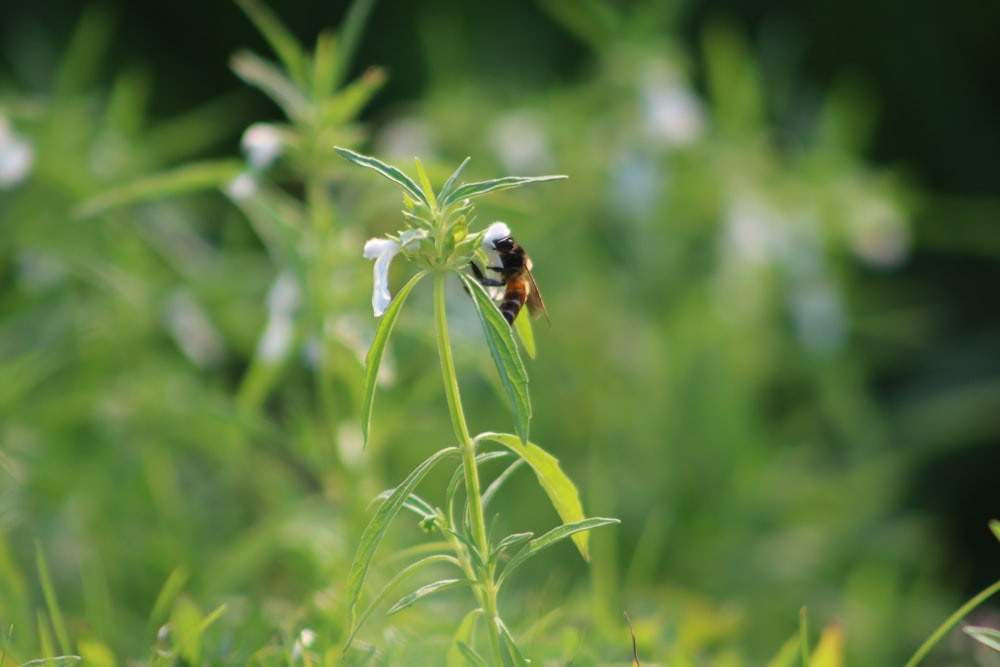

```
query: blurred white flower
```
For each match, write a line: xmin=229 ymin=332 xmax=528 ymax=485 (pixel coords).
xmin=848 ymin=195 xmax=910 ymax=268
xmin=164 ymin=291 xmax=225 ymax=368
xmin=290 ymin=628 xmax=316 ymax=662
xmin=258 ymin=272 xmax=301 ymax=363
xmin=363 ymin=231 xmax=427 ymax=317
xmin=0 ymin=115 xmax=34 ymax=188
xmin=376 ymin=117 xmax=436 ymax=162
xmin=241 ymin=123 xmax=284 ymax=171
xmin=639 ymin=61 xmax=705 ymax=148
xmin=490 ymin=110 xmax=553 ymax=173
xmin=225 ymin=171 xmax=258 ymax=201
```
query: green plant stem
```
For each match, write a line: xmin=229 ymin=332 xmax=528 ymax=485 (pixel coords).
xmin=433 ymin=272 xmax=503 ymax=665
xmin=902 ymin=578 xmax=1000 ymax=667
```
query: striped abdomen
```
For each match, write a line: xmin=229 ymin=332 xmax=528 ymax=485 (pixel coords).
xmin=499 ymin=278 xmax=529 ymax=324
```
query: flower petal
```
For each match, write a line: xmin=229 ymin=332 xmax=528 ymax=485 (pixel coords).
xmin=363 ymin=238 xmax=402 ymax=316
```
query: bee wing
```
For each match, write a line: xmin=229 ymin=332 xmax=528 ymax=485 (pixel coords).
xmin=524 ymin=269 xmax=551 ymax=326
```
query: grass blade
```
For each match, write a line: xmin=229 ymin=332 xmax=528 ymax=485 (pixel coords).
xmin=334 ymin=147 xmax=428 ymax=206
xmin=361 ymin=271 xmax=426 ymax=447
xmin=35 ymin=546 xmax=71 ymax=655
xmin=460 ymin=275 xmax=531 ymax=444
xmin=344 ymin=446 xmax=460 ymax=639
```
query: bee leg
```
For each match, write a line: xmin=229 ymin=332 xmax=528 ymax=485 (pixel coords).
xmin=469 ymin=262 xmax=505 ymax=287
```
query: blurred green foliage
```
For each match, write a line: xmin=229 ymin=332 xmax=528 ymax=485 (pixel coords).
xmin=1 ymin=1 xmax=998 ymax=666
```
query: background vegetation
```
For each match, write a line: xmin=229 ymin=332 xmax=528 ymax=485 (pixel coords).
xmin=1 ymin=0 xmax=998 ymax=665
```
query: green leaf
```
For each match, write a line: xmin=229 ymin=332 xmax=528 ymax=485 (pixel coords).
xmin=345 ymin=446 xmax=460 ymax=635
xmin=387 ymin=578 xmax=473 ymax=615
xmin=230 ymin=50 xmax=309 ymax=121
xmin=334 ymin=147 xmax=429 ymax=207
xmin=361 ymin=271 xmax=426 ymax=447
xmin=35 ymin=546 xmax=71 ymax=655
xmin=460 ymin=275 xmax=531 ymax=444
xmin=333 ymin=0 xmax=378 ymax=89
xmin=321 ymin=67 xmax=387 ymax=126
xmin=344 ymin=553 xmax=459 ymax=652
xmin=234 ymin=0 xmax=309 ymax=89
xmin=440 ymin=174 xmax=567 ymax=209
xmin=477 ymin=432 xmax=597 ymax=558
xmin=499 ymin=517 xmax=620 ymax=586
xmin=964 ymin=626 xmax=1000 ymax=653
xmin=446 ymin=451 xmax=511 ymax=525
xmin=414 ymin=157 xmax=438 ymax=210
xmin=447 ymin=610 xmax=484 ymax=667
xmin=512 ymin=309 xmax=537 ymax=359
xmin=146 ymin=566 xmax=190 ymax=636
xmin=496 ymin=617 xmax=530 ymax=667
xmin=481 ymin=458 xmax=526 ymax=511
xmin=491 ymin=532 xmax=533 ymax=566
xmin=18 ymin=657 xmax=82 ymax=667
xmin=74 ymin=160 xmax=245 ymax=218
xmin=990 ymin=519 xmax=1000 ymax=544
xmin=310 ymin=29 xmax=338 ymax=101
xmin=438 ymin=157 xmax=472 ymax=204
xmin=765 ymin=635 xmax=799 ymax=667
xmin=452 ymin=640 xmax=489 ymax=667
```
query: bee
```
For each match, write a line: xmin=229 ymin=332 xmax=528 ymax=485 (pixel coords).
xmin=470 ymin=222 xmax=550 ymax=327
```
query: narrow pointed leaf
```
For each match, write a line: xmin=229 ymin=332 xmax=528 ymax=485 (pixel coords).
xmin=499 ymin=517 xmax=620 ymax=586
xmin=322 ymin=66 xmax=387 ymax=125
xmin=460 ymin=275 xmax=531 ymax=444
xmin=231 ymin=50 xmax=309 ymax=120
xmin=18 ymin=658 xmax=82 ymax=667
xmin=310 ymin=30 xmax=338 ymax=101
xmin=440 ymin=174 xmax=567 ymax=209
xmin=333 ymin=0 xmax=378 ymax=88
xmin=361 ymin=271 xmax=426 ymax=446
xmin=965 ymin=626 xmax=1000 ymax=653
xmin=414 ymin=157 xmax=438 ymax=210
xmin=345 ymin=446 xmax=459 ymax=634
xmin=453 ymin=641 xmax=489 ymax=667
xmin=344 ymin=553 xmax=459 ymax=652
xmin=387 ymin=578 xmax=473 ymax=615
xmin=334 ymin=147 xmax=428 ymax=206
xmin=447 ymin=609 xmax=483 ymax=667
xmin=481 ymin=458 xmax=526 ymax=511
xmin=234 ymin=0 xmax=309 ymax=88
xmin=74 ymin=160 xmax=244 ymax=218
xmin=496 ymin=617 xmax=530 ymax=667
xmin=478 ymin=432 xmax=595 ymax=557
xmin=513 ymin=309 xmax=537 ymax=359
xmin=438 ymin=157 xmax=472 ymax=203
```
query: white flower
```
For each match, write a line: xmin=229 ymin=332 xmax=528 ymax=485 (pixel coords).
xmin=363 ymin=238 xmax=402 ymax=317
xmin=225 ymin=171 xmax=258 ymax=201
xmin=363 ymin=231 xmax=429 ymax=316
xmin=257 ymin=272 xmax=300 ymax=362
xmin=241 ymin=123 xmax=284 ymax=171
xmin=0 ymin=115 xmax=34 ymax=188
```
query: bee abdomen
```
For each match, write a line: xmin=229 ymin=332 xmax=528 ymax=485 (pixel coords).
xmin=499 ymin=281 xmax=528 ymax=325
